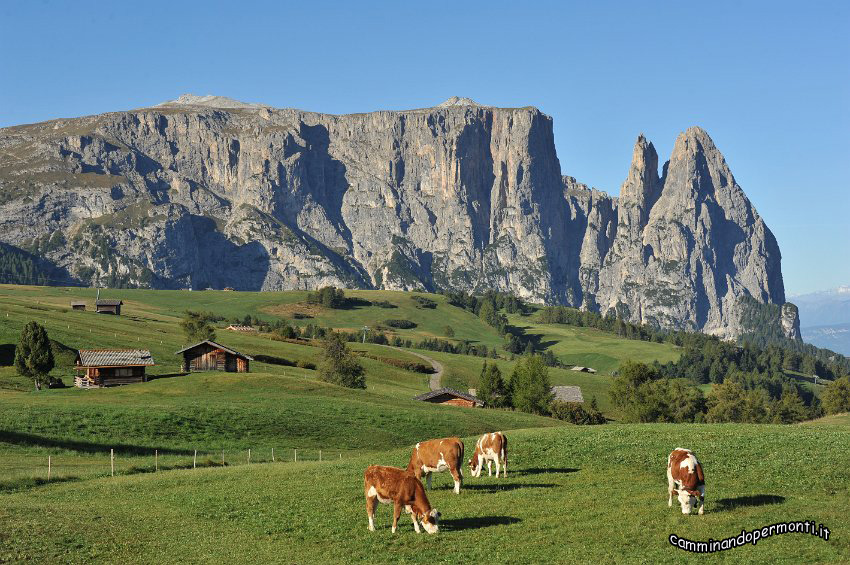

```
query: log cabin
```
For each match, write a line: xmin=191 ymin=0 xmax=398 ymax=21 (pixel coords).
xmin=413 ymin=387 xmax=484 ymax=407
xmin=71 ymin=301 xmax=86 ymax=311
xmin=75 ymin=349 xmax=155 ymax=388
xmin=176 ymin=340 xmax=252 ymax=373
xmin=95 ymin=299 xmax=123 ymax=315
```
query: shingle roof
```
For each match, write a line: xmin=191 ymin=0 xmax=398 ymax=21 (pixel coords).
xmin=551 ymin=385 xmax=584 ymax=403
xmin=70 ymin=301 xmax=86 ymax=306
xmin=95 ymin=299 xmax=123 ymax=306
xmin=77 ymin=349 xmax=155 ymax=367
xmin=413 ymin=387 xmax=484 ymax=406
xmin=174 ymin=340 xmax=254 ymax=360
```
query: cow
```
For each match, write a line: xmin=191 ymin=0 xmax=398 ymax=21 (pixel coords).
xmin=468 ymin=432 xmax=507 ymax=478
xmin=407 ymin=437 xmax=465 ymax=494
xmin=667 ymin=448 xmax=705 ymax=515
xmin=364 ymin=465 xmax=440 ymax=533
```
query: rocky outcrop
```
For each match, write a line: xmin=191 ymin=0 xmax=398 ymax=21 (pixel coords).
xmin=0 ymin=96 xmax=798 ymax=338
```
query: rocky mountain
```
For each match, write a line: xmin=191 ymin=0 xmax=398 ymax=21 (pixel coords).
xmin=0 ymin=95 xmax=799 ymax=338
xmin=791 ymin=287 xmax=850 ymax=353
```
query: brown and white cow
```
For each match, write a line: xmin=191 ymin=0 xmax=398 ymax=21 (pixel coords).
xmin=364 ymin=465 xmax=440 ymax=533
xmin=667 ymin=448 xmax=705 ymax=515
xmin=407 ymin=437 xmax=464 ymax=494
xmin=468 ymin=432 xmax=507 ymax=478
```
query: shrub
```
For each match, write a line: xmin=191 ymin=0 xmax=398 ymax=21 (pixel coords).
xmin=444 ymin=325 xmax=455 ymax=338
xmin=373 ymin=300 xmax=397 ymax=309
xmin=293 ymin=312 xmax=312 ymax=319
xmin=550 ymin=399 xmax=605 ymax=425
xmin=411 ymin=295 xmax=437 ymax=309
xmin=384 ymin=319 xmax=417 ymax=329
xmin=822 ymin=376 xmax=850 ymax=414
xmin=296 ymin=360 xmax=317 ymax=370
xmin=319 ymin=332 xmax=365 ymax=388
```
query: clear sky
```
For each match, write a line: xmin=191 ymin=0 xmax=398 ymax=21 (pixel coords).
xmin=1 ymin=0 xmax=847 ymax=295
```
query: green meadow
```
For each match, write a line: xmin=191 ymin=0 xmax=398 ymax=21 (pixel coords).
xmin=1 ymin=285 xmax=845 ymax=563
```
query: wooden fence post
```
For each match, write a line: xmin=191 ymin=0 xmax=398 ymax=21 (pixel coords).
xmin=294 ymin=449 xmax=297 ymax=462
xmin=222 ymin=450 xmax=225 ymax=466
xmin=272 ymin=447 xmax=275 ymax=462
xmin=248 ymin=449 xmax=251 ymax=464
xmin=155 ymin=449 xmax=158 ymax=472
xmin=48 ymin=455 xmax=51 ymax=481
xmin=110 ymin=449 xmax=114 ymax=477
xmin=319 ymin=450 xmax=322 ymax=462
xmin=194 ymin=450 xmax=197 ymax=469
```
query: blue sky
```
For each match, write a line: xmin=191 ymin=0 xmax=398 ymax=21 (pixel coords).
xmin=1 ymin=0 xmax=847 ymax=295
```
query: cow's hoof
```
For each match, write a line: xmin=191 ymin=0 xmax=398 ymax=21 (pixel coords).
xmin=698 ymin=508 xmax=704 ymax=515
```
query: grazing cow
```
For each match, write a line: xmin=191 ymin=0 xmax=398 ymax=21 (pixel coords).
xmin=667 ymin=448 xmax=705 ymax=515
xmin=364 ymin=465 xmax=440 ymax=533
xmin=468 ymin=432 xmax=507 ymax=478
xmin=407 ymin=437 xmax=465 ymax=494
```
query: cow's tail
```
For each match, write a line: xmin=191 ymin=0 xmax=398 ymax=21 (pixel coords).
xmin=696 ymin=462 xmax=705 ymax=483
xmin=502 ymin=433 xmax=507 ymax=466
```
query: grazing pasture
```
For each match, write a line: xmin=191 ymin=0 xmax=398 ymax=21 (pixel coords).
xmin=1 ymin=423 xmax=847 ymax=563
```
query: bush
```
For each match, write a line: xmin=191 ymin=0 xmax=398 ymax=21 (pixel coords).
xmin=373 ymin=300 xmax=397 ymax=309
xmin=444 ymin=325 xmax=455 ymax=337
xmin=296 ymin=360 xmax=317 ymax=370
xmin=822 ymin=376 xmax=850 ymax=414
xmin=384 ymin=319 xmax=417 ymax=329
xmin=550 ymin=399 xmax=605 ymax=425
xmin=411 ymin=295 xmax=437 ymax=309
xmin=293 ymin=312 xmax=312 ymax=319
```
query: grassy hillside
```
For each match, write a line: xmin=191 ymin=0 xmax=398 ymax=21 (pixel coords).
xmin=1 ymin=422 xmax=847 ymax=563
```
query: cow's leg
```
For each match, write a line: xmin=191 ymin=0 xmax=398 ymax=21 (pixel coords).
xmin=366 ymin=495 xmax=378 ymax=532
xmin=451 ymin=467 xmax=462 ymax=494
xmin=667 ymin=474 xmax=675 ymax=507
xmin=494 ymin=457 xmax=501 ymax=478
xmin=425 ymin=472 xmax=432 ymax=490
xmin=502 ymin=449 xmax=507 ymax=477
xmin=698 ymin=494 xmax=705 ymax=515
xmin=487 ymin=459 xmax=492 ymax=476
xmin=392 ymin=502 xmax=402 ymax=533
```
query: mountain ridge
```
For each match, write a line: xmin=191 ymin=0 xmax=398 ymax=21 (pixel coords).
xmin=0 ymin=96 xmax=799 ymax=339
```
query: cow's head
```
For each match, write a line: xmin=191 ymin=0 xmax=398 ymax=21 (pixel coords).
xmin=675 ymin=489 xmax=700 ymax=515
xmin=419 ymin=508 xmax=440 ymax=534
xmin=468 ymin=452 xmax=481 ymax=476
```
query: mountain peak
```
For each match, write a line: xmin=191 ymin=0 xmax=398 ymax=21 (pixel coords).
xmin=438 ymin=96 xmax=482 ymax=107
xmin=155 ymin=94 xmax=266 ymax=110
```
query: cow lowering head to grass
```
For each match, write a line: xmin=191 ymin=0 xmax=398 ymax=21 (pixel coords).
xmin=468 ymin=432 xmax=507 ymax=478
xmin=667 ymin=448 xmax=705 ymax=515
xmin=407 ymin=437 xmax=464 ymax=494
xmin=364 ymin=465 xmax=440 ymax=533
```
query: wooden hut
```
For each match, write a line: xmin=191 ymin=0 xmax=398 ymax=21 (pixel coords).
xmin=413 ymin=387 xmax=484 ymax=407
xmin=71 ymin=301 xmax=86 ymax=311
xmin=75 ymin=349 xmax=155 ymax=388
xmin=95 ymin=299 xmax=123 ymax=315
xmin=176 ymin=340 xmax=252 ymax=373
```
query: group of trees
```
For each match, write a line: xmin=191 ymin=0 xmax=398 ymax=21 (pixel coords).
xmin=608 ymin=360 xmax=850 ymax=424
xmin=306 ymin=286 xmax=347 ymax=309
xmin=476 ymin=357 xmax=604 ymax=424
xmin=180 ymin=311 xmax=218 ymax=342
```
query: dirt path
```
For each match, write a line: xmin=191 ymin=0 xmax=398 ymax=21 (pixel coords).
xmin=382 ymin=346 xmax=444 ymax=391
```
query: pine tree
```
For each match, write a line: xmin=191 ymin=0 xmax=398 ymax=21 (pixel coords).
xmin=509 ymin=355 xmax=552 ymax=415
xmin=15 ymin=321 xmax=55 ymax=391
xmin=319 ymin=332 xmax=365 ymax=389
xmin=822 ymin=376 xmax=850 ymax=414
xmin=478 ymin=361 xmax=507 ymax=407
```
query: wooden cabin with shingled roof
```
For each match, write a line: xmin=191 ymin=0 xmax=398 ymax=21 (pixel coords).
xmin=75 ymin=349 xmax=155 ymax=388
xmin=176 ymin=340 xmax=253 ymax=373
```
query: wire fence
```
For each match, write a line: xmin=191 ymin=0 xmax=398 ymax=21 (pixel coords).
xmin=0 ymin=447 xmax=347 ymax=491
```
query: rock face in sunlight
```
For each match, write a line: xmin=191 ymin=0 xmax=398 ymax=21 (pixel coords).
xmin=0 ymin=95 xmax=797 ymax=338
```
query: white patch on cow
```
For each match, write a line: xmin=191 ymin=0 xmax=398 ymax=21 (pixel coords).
xmin=453 ymin=479 xmax=460 ymax=494
xmin=677 ymin=489 xmax=696 ymax=514
xmin=368 ymin=487 xmax=392 ymax=504
xmin=404 ymin=505 xmax=412 ymax=514
xmin=412 ymin=515 xmax=421 ymax=533
xmin=679 ymin=454 xmax=696 ymax=473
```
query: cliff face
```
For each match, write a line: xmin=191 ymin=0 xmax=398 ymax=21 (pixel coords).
xmin=0 ymin=96 xmax=797 ymax=338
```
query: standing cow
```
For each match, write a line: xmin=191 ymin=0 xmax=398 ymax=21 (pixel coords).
xmin=407 ymin=437 xmax=465 ymax=494
xmin=468 ymin=432 xmax=507 ymax=478
xmin=667 ymin=448 xmax=705 ymax=515
xmin=364 ymin=465 xmax=440 ymax=533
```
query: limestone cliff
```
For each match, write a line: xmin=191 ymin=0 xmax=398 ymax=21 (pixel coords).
xmin=0 ymin=95 xmax=798 ymax=338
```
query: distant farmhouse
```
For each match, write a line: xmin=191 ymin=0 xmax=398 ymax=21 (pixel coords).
xmin=226 ymin=324 xmax=254 ymax=332
xmin=571 ymin=366 xmax=597 ymax=373
xmin=75 ymin=349 xmax=155 ymax=388
xmin=551 ymin=385 xmax=584 ymax=403
xmin=413 ymin=387 xmax=484 ymax=407
xmin=95 ymin=299 xmax=123 ymax=315
xmin=70 ymin=301 xmax=86 ymax=311
xmin=176 ymin=340 xmax=253 ymax=373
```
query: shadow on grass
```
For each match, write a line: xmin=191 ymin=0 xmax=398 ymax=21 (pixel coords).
xmin=513 ymin=467 xmax=580 ymax=477
xmin=714 ymin=495 xmax=785 ymax=511
xmin=0 ymin=475 xmax=79 ymax=493
xmin=146 ymin=372 xmax=189 ymax=381
xmin=0 ymin=430 xmax=191 ymax=456
xmin=462 ymin=482 xmax=557 ymax=493
xmin=440 ymin=516 xmax=521 ymax=531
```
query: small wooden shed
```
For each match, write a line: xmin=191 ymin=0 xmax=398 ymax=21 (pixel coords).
xmin=95 ymin=299 xmax=123 ymax=315
xmin=71 ymin=301 xmax=86 ymax=311
xmin=176 ymin=340 xmax=252 ymax=373
xmin=413 ymin=387 xmax=484 ymax=407
xmin=75 ymin=349 xmax=155 ymax=388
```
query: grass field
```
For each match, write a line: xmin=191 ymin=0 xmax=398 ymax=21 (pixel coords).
xmin=6 ymin=285 xmax=837 ymax=562
xmin=1 ymin=421 xmax=847 ymax=563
